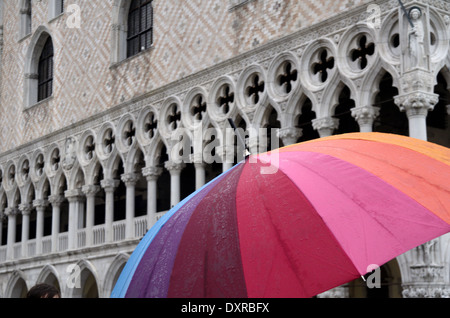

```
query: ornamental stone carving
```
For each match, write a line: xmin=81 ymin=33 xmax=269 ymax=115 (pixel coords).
xmin=394 ymin=91 xmax=438 ymax=117
xmin=312 ymin=117 xmax=339 ymax=137
xmin=277 ymin=127 xmax=302 ymax=146
xmin=62 ymin=137 xmax=77 ymax=171
xmin=142 ymin=166 xmax=162 ymax=181
xmin=351 ymin=106 xmax=380 ymax=130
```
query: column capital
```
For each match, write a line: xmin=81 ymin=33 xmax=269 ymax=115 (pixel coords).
xmin=4 ymin=207 xmax=19 ymax=217
xmin=351 ymin=106 xmax=380 ymax=125
xmin=277 ymin=127 xmax=302 ymax=146
xmin=19 ymin=203 xmax=33 ymax=215
xmin=64 ymin=189 xmax=84 ymax=202
xmin=142 ymin=166 xmax=163 ymax=181
xmin=100 ymin=179 xmax=120 ymax=191
xmin=121 ymin=172 xmax=139 ymax=186
xmin=164 ymin=161 xmax=185 ymax=174
xmin=33 ymin=199 xmax=49 ymax=210
xmin=48 ymin=195 xmax=65 ymax=207
xmin=312 ymin=117 xmax=339 ymax=137
xmin=394 ymin=91 xmax=439 ymax=117
xmin=82 ymin=184 xmax=101 ymax=197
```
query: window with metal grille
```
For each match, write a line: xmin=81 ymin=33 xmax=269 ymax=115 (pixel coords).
xmin=127 ymin=0 xmax=153 ymax=58
xmin=56 ymin=0 xmax=64 ymax=15
xmin=38 ymin=37 xmax=54 ymax=102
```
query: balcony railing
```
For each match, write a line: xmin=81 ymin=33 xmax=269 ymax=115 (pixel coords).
xmin=0 ymin=213 xmax=167 ymax=263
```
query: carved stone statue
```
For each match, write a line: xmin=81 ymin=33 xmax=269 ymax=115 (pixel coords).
xmin=62 ymin=137 xmax=77 ymax=170
xmin=406 ymin=7 xmax=426 ymax=69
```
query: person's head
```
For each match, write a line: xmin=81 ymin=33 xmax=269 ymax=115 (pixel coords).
xmin=409 ymin=7 xmax=422 ymax=20
xmin=27 ymin=283 xmax=61 ymax=298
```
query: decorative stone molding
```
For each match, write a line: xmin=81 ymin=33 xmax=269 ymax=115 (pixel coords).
xmin=100 ymin=179 xmax=120 ymax=192
xmin=18 ymin=203 xmax=32 ymax=215
xmin=48 ymin=195 xmax=65 ymax=207
xmin=277 ymin=127 xmax=302 ymax=146
xmin=142 ymin=166 xmax=162 ymax=181
xmin=317 ymin=285 xmax=349 ymax=298
xmin=64 ymin=189 xmax=84 ymax=202
xmin=208 ymin=76 xmax=236 ymax=122
xmin=351 ymin=105 xmax=380 ymax=130
xmin=267 ymin=51 xmax=300 ymax=102
xmin=394 ymin=91 xmax=439 ymax=117
xmin=164 ymin=161 xmax=186 ymax=175
xmin=32 ymin=199 xmax=49 ymax=210
xmin=120 ymin=173 xmax=139 ymax=186
xmin=402 ymin=285 xmax=450 ymax=298
xmin=410 ymin=264 xmax=444 ymax=282
xmin=312 ymin=117 xmax=339 ymax=137
xmin=62 ymin=137 xmax=77 ymax=170
xmin=4 ymin=207 xmax=19 ymax=217
xmin=116 ymin=115 xmax=136 ymax=152
xmin=81 ymin=185 xmax=101 ymax=197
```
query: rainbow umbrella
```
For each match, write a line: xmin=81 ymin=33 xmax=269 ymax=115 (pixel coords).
xmin=111 ymin=132 xmax=450 ymax=298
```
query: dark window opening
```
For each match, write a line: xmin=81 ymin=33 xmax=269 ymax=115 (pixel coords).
xmin=38 ymin=37 xmax=54 ymax=102
xmin=127 ymin=0 xmax=153 ymax=58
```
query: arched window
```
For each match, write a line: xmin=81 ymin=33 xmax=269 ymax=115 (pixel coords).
xmin=127 ymin=0 xmax=153 ymax=58
xmin=49 ymin=0 xmax=64 ymax=19
xmin=38 ymin=37 xmax=54 ymax=102
xmin=20 ymin=0 xmax=32 ymax=37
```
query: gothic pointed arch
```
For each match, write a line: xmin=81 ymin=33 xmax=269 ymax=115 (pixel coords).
xmin=36 ymin=264 xmax=61 ymax=292
xmin=5 ymin=270 xmax=28 ymax=298
xmin=68 ymin=259 xmax=100 ymax=298
xmin=103 ymin=252 xmax=129 ymax=297
xmin=24 ymin=26 xmax=54 ymax=108
xmin=111 ymin=0 xmax=154 ymax=63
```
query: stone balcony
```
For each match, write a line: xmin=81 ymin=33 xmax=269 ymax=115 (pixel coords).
xmin=0 ymin=212 xmax=167 ymax=264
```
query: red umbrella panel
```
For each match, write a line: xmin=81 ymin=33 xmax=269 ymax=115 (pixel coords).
xmin=111 ymin=132 xmax=450 ymax=298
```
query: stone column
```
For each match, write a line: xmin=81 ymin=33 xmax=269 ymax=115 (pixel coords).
xmin=48 ymin=195 xmax=64 ymax=253
xmin=277 ymin=127 xmax=302 ymax=146
xmin=142 ymin=167 xmax=162 ymax=228
xmin=82 ymin=185 xmax=100 ymax=246
xmin=5 ymin=207 xmax=18 ymax=260
xmin=394 ymin=69 xmax=439 ymax=141
xmin=121 ymin=173 xmax=139 ymax=240
xmin=191 ymin=153 xmax=206 ymax=190
xmin=312 ymin=117 xmax=339 ymax=137
xmin=351 ymin=106 xmax=380 ymax=133
xmin=65 ymin=189 xmax=83 ymax=250
xmin=394 ymin=92 xmax=438 ymax=141
xmin=19 ymin=203 xmax=32 ymax=258
xmin=33 ymin=199 xmax=48 ymax=255
xmin=217 ymin=145 xmax=234 ymax=172
xmin=164 ymin=161 xmax=185 ymax=208
xmin=101 ymin=179 xmax=120 ymax=243
xmin=194 ymin=162 xmax=206 ymax=190
xmin=0 ymin=211 xmax=4 ymax=248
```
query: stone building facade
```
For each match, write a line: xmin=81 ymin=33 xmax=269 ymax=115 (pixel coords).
xmin=0 ymin=0 xmax=449 ymax=297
